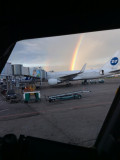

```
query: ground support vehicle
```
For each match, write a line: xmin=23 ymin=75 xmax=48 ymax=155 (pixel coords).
xmin=89 ymin=80 xmax=97 ymax=84
xmin=6 ymin=89 xmax=17 ymax=100
xmin=23 ymin=91 xmax=41 ymax=103
xmin=48 ymin=90 xmax=91 ymax=102
xmin=98 ymin=79 xmax=104 ymax=83
xmin=49 ymin=93 xmax=81 ymax=102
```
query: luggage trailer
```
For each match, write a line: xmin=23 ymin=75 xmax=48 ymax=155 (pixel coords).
xmin=48 ymin=90 xmax=91 ymax=102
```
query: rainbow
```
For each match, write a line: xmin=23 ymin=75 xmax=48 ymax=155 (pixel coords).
xmin=70 ymin=34 xmax=84 ymax=70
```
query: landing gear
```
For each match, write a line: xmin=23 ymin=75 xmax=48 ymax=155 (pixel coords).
xmin=66 ymin=82 xmax=72 ymax=87
xmin=82 ymin=80 xmax=88 ymax=85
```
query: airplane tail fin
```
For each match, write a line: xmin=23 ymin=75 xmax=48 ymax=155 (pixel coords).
xmin=80 ymin=63 xmax=87 ymax=73
xmin=100 ymin=50 xmax=120 ymax=73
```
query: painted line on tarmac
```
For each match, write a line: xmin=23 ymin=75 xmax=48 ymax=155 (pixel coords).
xmin=0 ymin=94 xmax=6 ymax=99
xmin=45 ymin=102 xmax=111 ymax=113
xmin=0 ymin=102 xmax=111 ymax=120
xmin=0 ymin=111 xmax=43 ymax=120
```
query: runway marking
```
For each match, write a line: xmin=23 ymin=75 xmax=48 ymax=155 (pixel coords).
xmin=0 ymin=111 xmax=41 ymax=120
xmin=0 ymin=102 xmax=111 ymax=121
xmin=0 ymin=94 xmax=8 ymax=106
xmin=45 ymin=102 xmax=112 ymax=113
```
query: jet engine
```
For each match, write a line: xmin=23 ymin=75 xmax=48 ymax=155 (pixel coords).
xmin=48 ymin=79 xmax=61 ymax=85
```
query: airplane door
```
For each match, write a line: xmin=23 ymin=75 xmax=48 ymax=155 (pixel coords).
xmin=100 ymin=70 xmax=104 ymax=75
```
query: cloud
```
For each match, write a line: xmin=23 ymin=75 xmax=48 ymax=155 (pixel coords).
xmin=8 ymin=29 xmax=120 ymax=71
xmin=8 ymin=34 xmax=80 ymax=68
xmin=75 ymin=29 xmax=120 ymax=70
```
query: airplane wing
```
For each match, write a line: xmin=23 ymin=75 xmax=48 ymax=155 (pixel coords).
xmin=59 ymin=64 xmax=86 ymax=81
xmin=109 ymin=69 xmax=120 ymax=74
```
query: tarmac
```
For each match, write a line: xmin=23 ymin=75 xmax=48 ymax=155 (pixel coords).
xmin=0 ymin=77 xmax=119 ymax=147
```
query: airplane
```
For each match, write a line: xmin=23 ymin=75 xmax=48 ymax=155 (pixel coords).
xmin=47 ymin=51 xmax=120 ymax=85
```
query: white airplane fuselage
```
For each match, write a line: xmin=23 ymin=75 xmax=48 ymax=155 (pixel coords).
xmin=73 ymin=69 xmax=109 ymax=80
xmin=47 ymin=51 xmax=120 ymax=85
xmin=47 ymin=70 xmax=78 ymax=79
xmin=47 ymin=69 xmax=111 ymax=81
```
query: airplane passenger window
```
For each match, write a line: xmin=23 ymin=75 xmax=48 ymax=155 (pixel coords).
xmin=0 ymin=29 xmax=120 ymax=147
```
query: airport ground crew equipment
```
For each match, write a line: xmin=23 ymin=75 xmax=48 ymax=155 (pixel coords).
xmin=48 ymin=90 xmax=91 ymax=102
xmin=23 ymin=91 xmax=40 ymax=103
xmin=98 ymin=79 xmax=104 ymax=83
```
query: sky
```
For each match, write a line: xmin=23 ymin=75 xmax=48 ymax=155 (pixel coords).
xmin=8 ymin=28 xmax=120 ymax=71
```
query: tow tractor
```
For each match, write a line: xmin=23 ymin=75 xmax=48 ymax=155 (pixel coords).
xmin=48 ymin=90 xmax=91 ymax=102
